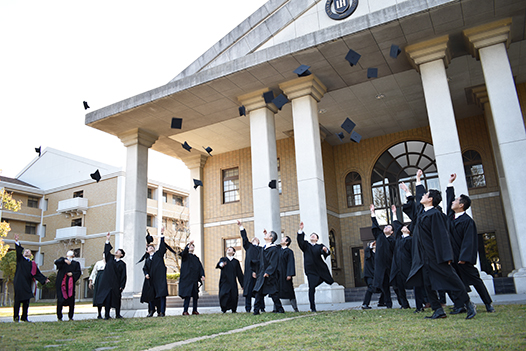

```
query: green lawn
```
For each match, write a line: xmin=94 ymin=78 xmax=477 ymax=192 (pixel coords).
xmin=0 ymin=305 xmax=524 ymax=351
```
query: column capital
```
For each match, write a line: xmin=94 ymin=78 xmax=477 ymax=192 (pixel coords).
xmin=238 ymin=88 xmax=278 ymax=114
xmin=118 ymin=128 xmax=158 ymax=148
xmin=469 ymin=85 xmax=489 ymax=109
xmin=279 ymin=75 xmax=327 ymax=102
xmin=180 ymin=154 xmax=208 ymax=170
xmin=463 ymin=18 xmax=512 ymax=60
xmin=405 ymin=35 xmax=451 ymax=72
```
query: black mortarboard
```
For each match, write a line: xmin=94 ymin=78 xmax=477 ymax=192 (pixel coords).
xmin=203 ymin=146 xmax=213 ymax=156
xmin=182 ymin=141 xmax=192 ymax=152
xmin=345 ymin=49 xmax=361 ymax=66
xmin=390 ymin=44 xmax=401 ymax=58
xmin=268 ymin=180 xmax=277 ymax=189
xmin=35 ymin=146 xmax=41 ymax=157
xmin=193 ymin=179 xmax=203 ymax=189
xmin=293 ymin=65 xmax=311 ymax=77
xmin=171 ymin=117 xmax=183 ymax=129
xmin=350 ymin=131 xmax=362 ymax=143
xmin=146 ymin=230 xmax=154 ymax=244
xmin=83 ymin=101 xmax=90 ymax=110
xmin=90 ymin=169 xmax=101 ymax=182
xmin=336 ymin=132 xmax=345 ymax=142
xmin=341 ymin=118 xmax=356 ymax=134
xmin=239 ymin=105 xmax=246 ymax=116
xmin=263 ymin=91 xmax=274 ymax=104
xmin=367 ymin=68 xmax=378 ymax=79
xmin=272 ymin=94 xmax=289 ymax=110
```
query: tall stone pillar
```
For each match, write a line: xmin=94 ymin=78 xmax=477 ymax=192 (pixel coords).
xmin=118 ymin=128 xmax=158 ymax=302
xmin=238 ymin=89 xmax=281 ymax=240
xmin=464 ymin=19 xmax=526 ymax=292
xmin=157 ymin=184 xmax=164 ymax=232
xmin=280 ymin=75 xmax=344 ymax=304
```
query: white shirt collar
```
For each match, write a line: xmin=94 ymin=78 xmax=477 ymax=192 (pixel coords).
xmin=424 ymin=205 xmax=434 ymax=212
xmin=264 ymin=242 xmax=276 ymax=249
xmin=227 ymin=255 xmax=234 ymax=261
xmin=402 ymin=233 xmax=410 ymax=238
xmin=455 ymin=211 xmax=465 ymax=219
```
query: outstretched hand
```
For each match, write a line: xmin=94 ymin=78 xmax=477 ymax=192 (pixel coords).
xmin=416 ymin=169 xmax=423 ymax=181
xmin=399 ymin=182 xmax=409 ymax=192
xmin=369 ymin=204 xmax=375 ymax=213
xmin=391 ymin=204 xmax=397 ymax=213
xmin=237 ymin=220 xmax=241 ymax=226
xmin=449 ymin=173 xmax=457 ymax=183
xmin=14 ymin=234 xmax=19 ymax=242
xmin=299 ymin=222 xmax=304 ymax=231
xmin=106 ymin=232 xmax=111 ymax=240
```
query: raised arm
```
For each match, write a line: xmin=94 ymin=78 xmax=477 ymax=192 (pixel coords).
xmin=446 ymin=173 xmax=456 ymax=218
xmin=296 ymin=222 xmax=309 ymax=252
xmin=370 ymin=205 xmax=382 ymax=240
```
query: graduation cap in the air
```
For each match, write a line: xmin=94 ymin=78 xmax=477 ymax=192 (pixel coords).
xmin=390 ymin=44 xmax=401 ymax=58
xmin=367 ymin=68 xmax=378 ymax=79
xmin=146 ymin=230 xmax=154 ymax=244
xmin=340 ymin=118 xmax=356 ymax=134
xmin=239 ymin=105 xmax=246 ymax=116
xmin=35 ymin=146 xmax=41 ymax=157
xmin=193 ymin=179 xmax=203 ymax=189
xmin=336 ymin=132 xmax=345 ymax=142
xmin=171 ymin=117 xmax=183 ymax=129
xmin=345 ymin=49 xmax=361 ymax=66
xmin=272 ymin=94 xmax=289 ymax=110
xmin=350 ymin=131 xmax=362 ymax=143
xmin=293 ymin=65 xmax=311 ymax=77
xmin=182 ymin=141 xmax=192 ymax=152
xmin=263 ymin=91 xmax=274 ymax=104
xmin=268 ymin=180 xmax=277 ymax=189
xmin=203 ymin=146 xmax=213 ymax=156
xmin=90 ymin=169 xmax=101 ymax=182
xmin=83 ymin=101 xmax=90 ymax=110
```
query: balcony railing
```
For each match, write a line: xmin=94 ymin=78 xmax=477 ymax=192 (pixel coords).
xmin=57 ymin=198 xmax=88 ymax=216
xmin=55 ymin=226 xmax=87 ymax=241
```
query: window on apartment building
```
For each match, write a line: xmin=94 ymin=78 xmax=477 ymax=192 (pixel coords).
xmin=224 ymin=238 xmax=242 ymax=261
xmin=277 ymin=158 xmax=282 ymax=195
xmin=27 ymin=197 xmax=39 ymax=208
xmin=43 ymin=199 xmax=48 ymax=211
xmin=147 ymin=215 xmax=152 ymax=227
xmin=162 ymin=192 xmax=168 ymax=203
xmin=71 ymin=218 xmax=82 ymax=227
xmin=162 ymin=218 xmax=168 ymax=230
xmin=41 ymin=224 xmax=46 ymax=238
xmin=463 ymin=150 xmax=486 ymax=189
xmin=147 ymin=188 xmax=153 ymax=199
xmin=345 ymin=172 xmax=363 ymax=207
xmin=73 ymin=248 xmax=81 ymax=257
xmin=172 ymin=195 xmax=184 ymax=206
xmin=40 ymin=252 xmax=44 ymax=266
xmin=222 ymin=167 xmax=240 ymax=204
xmin=25 ymin=223 xmax=37 ymax=235
xmin=73 ymin=191 xmax=84 ymax=198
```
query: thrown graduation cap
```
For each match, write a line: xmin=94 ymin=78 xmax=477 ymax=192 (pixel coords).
xmin=203 ymin=146 xmax=213 ymax=156
xmin=83 ymin=101 xmax=90 ymax=110
xmin=272 ymin=94 xmax=289 ymax=110
xmin=367 ymin=68 xmax=378 ymax=79
xmin=263 ymin=91 xmax=274 ymax=104
xmin=350 ymin=131 xmax=362 ymax=143
xmin=35 ymin=146 xmax=41 ymax=157
xmin=171 ymin=117 xmax=183 ymax=129
xmin=239 ymin=105 xmax=246 ymax=116
xmin=390 ymin=44 xmax=401 ymax=58
xmin=336 ymin=132 xmax=345 ymax=142
xmin=268 ymin=180 xmax=277 ymax=189
xmin=340 ymin=118 xmax=356 ymax=134
xmin=193 ymin=179 xmax=203 ymax=189
xmin=90 ymin=169 xmax=101 ymax=182
xmin=182 ymin=141 xmax=192 ymax=152
xmin=345 ymin=49 xmax=361 ymax=66
xmin=146 ymin=230 xmax=154 ymax=244
xmin=293 ymin=64 xmax=311 ymax=77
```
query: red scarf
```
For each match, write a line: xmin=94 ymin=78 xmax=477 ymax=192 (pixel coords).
xmin=61 ymin=274 xmax=74 ymax=299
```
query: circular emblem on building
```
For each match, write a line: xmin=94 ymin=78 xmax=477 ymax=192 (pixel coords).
xmin=325 ymin=0 xmax=358 ymax=20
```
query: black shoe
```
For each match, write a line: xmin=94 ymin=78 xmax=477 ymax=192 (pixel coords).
xmin=21 ymin=319 xmax=32 ymax=323
xmin=377 ymin=303 xmax=386 ymax=307
xmin=425 ymin=308 xmax=447 ymax=319
xmin=485 ymin=304 xmax=495 ymax=313
xmin=261 ymin=309 xmax=266 ymax=313
xmin=97 ymin=316 xmax=103 ymax=319
xmin=414 ymin=308 xmax=424 ymax=313
xmin=116 ymin=315 xmax=124 ymax=319
xmin=253 ymin=311 xmax=260 ymax=315
xmin=158 ymin=313 xmax=165 ymax=317
xmin=466 ymin=302 xmax=477 ymax=320
xmin=310 ymin=309 xmax=317 ymax=313
xmin=104 ymin=316 xmax=111 ymax=320
xmin=273 ymin=308 xmax=284 ymax=313
xmin=449 ymin=307 xmax=466 ymax=315
xmin=146 ymin=311 xmax=155 ymax=318
xmin=362 ymin=305 xmax=372 ymax=310
xmin=57 ymin=318 xmax=63 ymax=321
xmin=13 ymin=317 xmax=19 ymax=323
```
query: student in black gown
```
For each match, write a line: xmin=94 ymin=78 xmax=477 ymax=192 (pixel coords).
xmin=179 ymin=240 xmax=205 ymax=315
xmin=55 ymin=250 xmax=82 ymax=321
xmin=238 ymin=220 xmax=264 ymax=313
xmin=13 ymin=234 xmax=49 ymax=322
xmin=389 ymin=223 xmax=412 ymax=309
xmin=253 ymin=229 xmax=283 ymax=315
xmin=216 ymin=247 xmax=244 ymax=313
xmin=297 ymin=222 xmax=334 ymax=312
xmin=278 ymin=235 xmax=299 ymax=312
xmin=447 ymin=173 xmax=494 ymax=313
xmin=361 ymin=240 xmax=377 ymax=309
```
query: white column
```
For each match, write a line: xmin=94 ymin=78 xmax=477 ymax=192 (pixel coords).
xmin=465 ymin=19 xmax=526 ymax=291
xmin=157 ymin=184 xmax=164 ymax=232
xmin=239 ymin=89 xmax=281 ymax=239
xmin=118 ymin=128 xmax=158 ymax=298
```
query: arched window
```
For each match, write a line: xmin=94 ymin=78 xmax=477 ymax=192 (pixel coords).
xmin=371 ymin=141 xmax=439 ymax=224
xmin=463 ymin=150 xmax=486 ymax=188
xmin=345 ymin=172 xmax=363 ymax=207
xmin=329 ymin=230 xmax=338 ymax=269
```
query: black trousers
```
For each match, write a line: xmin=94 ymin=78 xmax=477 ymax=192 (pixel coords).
xmin=254 ymin=290 xmax=282 ymax=313
xmin=393 ymin=274 xmax=410 ymax=308
xmin=57 ymin=296 xmax=75 ymax=320
xmin=377 ymin=272 xmax=392 ymax=308
xmin=104 ymin=292 xmax=121 ymax=318
xmin=183 ymin=286 xmax=199 ymax=313
xmin=362 ymin=277 xmax=376 ymax=306
xmin=14 ymin=298 xmax=30 ymax=321
xmin=423 ymin=263 xmax=469 ymax=311
xmin=454 ymin=263 xmax=493 ymax=305
xmin=149 ymin=296 xmax=167 ymax=314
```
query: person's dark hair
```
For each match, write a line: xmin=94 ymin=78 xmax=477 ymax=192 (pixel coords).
xmin=428 ymin=189 xmax=442 ymax=207
xmin=459 ymin=194 xmax=471 ymax=211
xmin=311 ymin=233 xmax=319 ymax=240
xmin=117 ymin=249 xmax=126 ymax=258
xmin=284 ymin=236 xmax=291 ymax=246
xmin=270 ymin=231 xmax=278 ymax=244
xmin=228 ymin=246 xmax=236 ymax=253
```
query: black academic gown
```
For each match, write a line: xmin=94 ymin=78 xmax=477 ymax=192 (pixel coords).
xmin=13 ymin=243 xmax=47 ymax=301
xmin=389 ymin=222 xmax=413 ymax=285
xmin=363 ymin=245 xmax=376 ymax=283
xmin=216 ymin=257 xmax=243 ymax=311
xmin=240 ymin=228 xmax=262 ymax=297
xmin=278 ymin=247 xmax=296 ymax=300
xmin=54 ymin=257 xmax=82 ymax=303
xmin=96 ymin=242 xmax=126 ymax=308
xmin=371 ymin=217 xmax=398 ymax=290
xmin=404 ymin=184 xmax=426 ymax=288
xmin=446 ymin=186 xmax=478 ymax=265
xmin=178 ymin=245 xmax=205 ymax=298
xmin=140 ymin=257 xmax=155 ymax=303
xmin=253 ymin=244 xmax=280 ymax=296
xmin=297 ymin=231 xmax=334 ymax=287
xmin=140 ymin=237 xmax=168 ymax=303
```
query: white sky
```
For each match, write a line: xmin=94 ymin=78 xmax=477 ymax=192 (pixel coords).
xmin=0 ymin=0 xmax=268 ymax=188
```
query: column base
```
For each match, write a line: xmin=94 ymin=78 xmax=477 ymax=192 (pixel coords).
xmin=294 ymin=282 xmax=345 ymax=305
xmin=121 ymin=293 xmax=144 ymax=310
xmin=508 ymin=268 xmax=526 ymax=294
